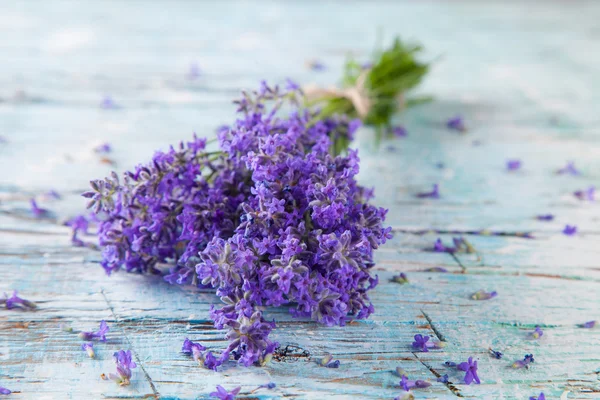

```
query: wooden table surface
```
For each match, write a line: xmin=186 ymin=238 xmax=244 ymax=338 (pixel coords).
xmin=1 ymin=1 xmax=599 ymax=399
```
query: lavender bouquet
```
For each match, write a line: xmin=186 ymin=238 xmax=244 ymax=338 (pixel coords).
xmin=83 ymin=81 xmax=391 ymax=369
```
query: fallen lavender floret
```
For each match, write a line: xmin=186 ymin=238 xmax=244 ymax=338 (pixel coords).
xmin=30 ymin=199 xmax=49 ymax=218
xmin=579 ymin=320 xmax=597 ymax=328
xmin=557 ymin=161 xmax=580 ymax=175
xmin=78 ymin=320 xmax=109 ymax=342
xmin=563 ymin=225 xmax=577 ymax=236
xmin=82 ymin=342 xmax=95 ymax=358
xmin=471 ymin=290 xmax=497 ymax=300
xmin=512 ymin=353 xmax=534 ymax=369
xmin=0 ymin=386 xmax=10 ymax=395
xmin=319 ymin=353 xmax=340 ymax=368
xmin=108 ymin=350 xmax=137 ymax=386
xmin=530 ymin=393 xmax=545 ymax=400
xmin=391 ymin=273 xmax=409 ymax=284
xmin=411 ymin=334 xmax=445 ymax=352
xmin=400 ymin=375 xmax=432 ymax=391
xmin=446 ymin=116 xmax=466 ymax=132
xmin=530 ymin=326 xmax=543 ymax=339
xmin=210 ymin=385 xmax=241 ymax=400
xmin=85 ymin=82 xmax=390 ymax=369
xmin=416 ymin=184 xmax=440 ymax=199
xmin=457 ymin=357 xmax=480 ymax=384
xmin=2 ymin=291 xmax=37 ymax=310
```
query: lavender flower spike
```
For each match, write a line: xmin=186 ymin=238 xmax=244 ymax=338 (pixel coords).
xmin=471 ymin=290 xmax=497 ymax=300
xmin=457 ymin=357 xmax=480 ymax=385
xmin=562 ymin=225 xmax=577 ymax=236
xmin=79 ymin=320 xmax=109 ymax=342
xmin=210 ymin=385 xmax=241 ymax=400
xmin=2 ymin=291 xmax=37 ymax=310
xmin=108 ymin=350 xmax=137 ymax=386
xmin=416 ymin=184 xmax=440 ymax=199
xmin=82 ymin=342 xmax=95 ymax=358
xmin=0 ymin=387 xmax=10 ymax=395
xmin=446 ymin=116 xmax=466 ymax=132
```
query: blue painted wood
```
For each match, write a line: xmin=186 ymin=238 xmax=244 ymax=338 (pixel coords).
xmin=1 ymin=1 xmax=599 ymax=399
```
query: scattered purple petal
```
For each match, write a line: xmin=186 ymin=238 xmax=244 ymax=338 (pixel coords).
xmin=78 ymin=320 xmax=109 ymax=342
xmin=416 ymin=184 xmax=440 ymax=199
xmin=30 ymin=199 xmax=49 ymax=218
xmin=2 ymin=290 xmax=36 ymax=310
xmin=579 ymin=320 xmax=597 ymax=328
xmin=536 ymin=214 xmax=554 ymax=221
xmin=529 ymin=393 xmax=545 ymax=400
xmin=94 ymin=143 xmax=112 ymax=154
xmin=0 ymin=387 xmax=10 ymax=395
xmin=446 ymin=116 xmax=466 ymax=132
xmin=392 ymin=126 xmax=408 ymax=138
xmin=530 ymin=326 xmax=543 ymax=339
xmin=574 ymin=186 xmax=595 ymax=201
xmin=489 ymin=348 xmax=503 ymax=359
xmin=562 ymin=225 xmax=577 ymax=236
xmin=82 ymin=342 xmax=95 ymax=358
xmin=391 ymin=273 xmax=409 ymax=284
xmin=506 ymin=159 xmax=522 ymax=171
xmin=471 ymin=290 xmax=497 ymax=300
xmin=210 ymin=385 xmax=241 ymax=400
xmin=557 ymin=161 xmax=580 ymax=175
xmin=108 ymin=349 xmax=137 ymax=386
xmin=456 ymin=357 xmax=480 ymax=385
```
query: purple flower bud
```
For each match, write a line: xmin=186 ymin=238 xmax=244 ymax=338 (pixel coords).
xmin=557 ymin=161 xmax=580 ymax=175
xmin=530 ymin=326 xmax=543 ymax=339
xmin=580 ymin=320 xmax=597 ymax=328
xmin=0 ymin=387 xmax=11 ymax=395
xmin=108 ymin=350 xmax=137 ymax=386
xmin=562 ymin=225 xmax=577 ymax=236
xmin=416 ymin=184 xmax=440 ymax=199
xmin=446 ymin=116 xmax=466 ymax=132
xmin=424 ymin=266 xmax=448 ymax=273
xmin=536 ymin=214 xmax=554 ymax=221
xmin=82 ymin=342 xmax=95 ymax=358
xmin=506 ymin=159 xmax=522 ymax=171
xmin=437 ymin=374 xmax=449 ymax=383
xmin=574 ymin=186 xmax=595 ymax=201
xmin=94 ymin=143 xmax=112 ymax=154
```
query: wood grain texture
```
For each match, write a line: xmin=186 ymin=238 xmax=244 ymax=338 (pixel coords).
xmin=1 ymin=1 xmax=599 ymax=399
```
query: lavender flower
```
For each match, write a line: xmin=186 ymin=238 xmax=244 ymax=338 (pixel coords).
xmin=562 ymin=225 xmax=577 ymax=236
xmin=489 ymin=348 xmax=503 ymax=359
xmin=536 ymin=214 xmax=554 ymax=221
xmin=530 ymin=326 xmax=543 ymax=339
xmin=437 ymin=374 xmax=449 ymax=383
xmin=444 ymin=361 xmax=457 ymax=367
xmin=512 ymin=354 xmax=534 ymax=369
xmin=557 ymin=161 xmax=580 ymax=175
xmin=579 ymin=320 xmax=597 ymax=328
xmin=0 ymin=387 xmax=10 ymax=395
xmin=30 ymin=199 xmax=49 ymax=218
xmin=94 ymin=143 xmax=112 ymax=154
xmin=574 ymin=186 xmax=595 ymax=201
xmin=412 ymin=334 xmax=445 ymax=352
xmin=108 ymin=350 xmax=137 ymax=386
xmin=78 ymin=320 xmax=109 ymax=342
xmin=416 ymin=184 xmax=440 ymax=199
xmin=2 ymin=291 xmax=36 ymax=310
xmin=391 ymin=273 xmax=409 ymax=284
xmin=82 ymin=342 xmax=95 ymax=358
xmin=86 ymin=82 xmax=390 ymax=367
xmin=400 ymin=375 xmax=431 ymax=391
xmin=392 ymin=126 xmax=407 ymax=138
xmin=530 ymin=393 xmax=545 ymax=400
xmin=457 ymin=357 xmax=480 ymax=385
xmin=181 ymin=338 xmax=206 ymax=364
xmin=319 ymin=354 xmax=340 ymax=368
xmin=210 ymin=385 xmax=241 ymax=400
xmin=433 ymin=238 xmax=448 ymax=252
xmin=471 ymin=290 xmax=497 ymax=300
xmin=506 ymin=159 xmax=522 ymax=171
xmin=446 ymin=116 xmax=466 ymax=132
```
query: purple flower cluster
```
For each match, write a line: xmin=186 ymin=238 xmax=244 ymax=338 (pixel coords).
xmin=108 ymin=350 xmax=137 ymax=386
xmin=86 ymin=82 xmax=391 ymax=369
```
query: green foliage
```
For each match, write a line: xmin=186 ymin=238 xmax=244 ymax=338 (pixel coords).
xmin=317 ymin=37 xmax=430 ymax=135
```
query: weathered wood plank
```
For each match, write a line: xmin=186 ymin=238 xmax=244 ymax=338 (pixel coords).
xmin=1 ymin=1 xmax=600 ymax=399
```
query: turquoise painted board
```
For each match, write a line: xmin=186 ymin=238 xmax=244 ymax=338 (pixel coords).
xmin=1 ymin=1 xmax=599 ymax=399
